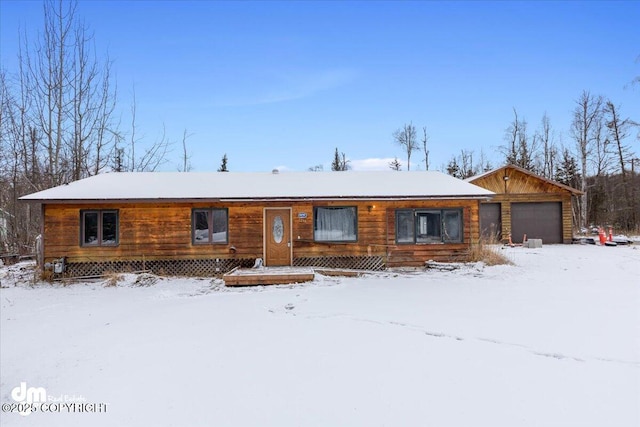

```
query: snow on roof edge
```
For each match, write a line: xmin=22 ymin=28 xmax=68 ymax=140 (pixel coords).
xmin=20 ymin=170 xmax=496 ymax=201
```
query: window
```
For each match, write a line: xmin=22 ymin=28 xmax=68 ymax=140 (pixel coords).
xmin=396 ymin=209 xmax=463 ymax=244
xmin=396 ymin=210 xmax=415 ymax=243
xmin=314 ymin=206 xmax=357 ymax=242
xmin=81 ymin=210 xmax=118 ymax=246
xmin=416 ymin=211 xmax=442 ymax=243
xmin=192 ymin=208 xmax=228 ymax=244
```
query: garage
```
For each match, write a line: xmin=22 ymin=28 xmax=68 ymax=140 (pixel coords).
xmin=511 ymin=202 xmax=562 ymax=244
xmin=480 ymin=203 xmax=501 ymax=241
xmin=468 ymin=165 xmax=583 ymax=244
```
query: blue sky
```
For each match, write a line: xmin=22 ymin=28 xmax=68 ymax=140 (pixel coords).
xmin=1 ymin=1 xmax=638 ymax=172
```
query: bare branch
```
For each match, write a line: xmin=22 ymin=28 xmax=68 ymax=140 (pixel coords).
xmin=393 ymin=122 xmax=418 ymax=171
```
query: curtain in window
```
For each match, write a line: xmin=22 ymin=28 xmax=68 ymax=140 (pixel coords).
xmin=314 ymin=207 xmax=356 ymax=241
xmin=443 ymin=210 xmax=461 ymax=242
xmin=396 ymin=211 xmax=414 ymax=243
xmin=211 ymin=209 xmax=228 ymax=243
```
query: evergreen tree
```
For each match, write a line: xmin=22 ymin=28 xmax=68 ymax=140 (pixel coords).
xmin=331 ymin=148 xmax=350 ymax=171
xmin=218 ymin=154 xmax=229 ymax=172
xmin=331 ymin=148 xmax=341 ymax=171
xmin=389 ymin=157 xmax=402 ymax=171
xmin=555 ymin=149 xmax=580 ymax=189
xmin=112 ymin=147 xmax=125 ymax=172
xmin=446 ymin=157 xmax=461 ymax=178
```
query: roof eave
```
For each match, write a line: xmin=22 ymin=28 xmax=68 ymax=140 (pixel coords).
xmin=20 ymin=194 xmax=495 ymax=204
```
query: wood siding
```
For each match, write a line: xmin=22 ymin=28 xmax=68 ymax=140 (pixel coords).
xmin=471 ymin=167 xmax=572 ymax=195
xmin=42 ymin=199 xmax=482 ymax=267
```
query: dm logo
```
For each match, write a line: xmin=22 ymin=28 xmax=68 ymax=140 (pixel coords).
xmin=11 ymin=382 xmax=47 ymax=416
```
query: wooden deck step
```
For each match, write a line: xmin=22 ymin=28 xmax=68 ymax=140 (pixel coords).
xmin=223 ymin=267 xmax=315 ymax=287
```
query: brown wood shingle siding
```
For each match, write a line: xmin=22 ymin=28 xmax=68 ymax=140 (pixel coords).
xmin=43 ymin=199 xmax=482 ymax=267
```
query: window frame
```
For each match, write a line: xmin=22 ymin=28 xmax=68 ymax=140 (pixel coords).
xmin=191 ymin=208 xmax=229 ymax=245
xmin=395 ymin=208 xmax=463 ymax=244
xmin=313 ymin=206 xmax=358 ymax=243
xmin=80 ymin=209 xmax=119 ymax=247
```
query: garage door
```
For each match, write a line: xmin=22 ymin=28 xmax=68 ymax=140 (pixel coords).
xmin=480 ymin=203 xmax=501 ymax=241
xmin=511 ymin=202 xmax=562 ymax=244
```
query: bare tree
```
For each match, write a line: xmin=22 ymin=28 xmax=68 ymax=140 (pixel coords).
xmin=393 ymin=122 xmax=418 ymax=171
xmin=570 ymin=90 xmax=604 ymax=229
xmin=120 ymin=90 xmax=172 ymax=172
xmin=0 ymin=0 xmax=175 ymax=253
xmin=70 ymin=23 xmax=118 ymax=179
xmin=88 ymin=60 xmax=118 ymax=176
xmin=2 ymin=32 xmax=44 ymax=252
xmin=129 ymin=87 xmax=139 ymax=171
xmin=537 ymin=112 xmax=557 ymax=178
xmin=517 ymin=118 xmax=536 ymax=170
xmin=421 ymin=126 xmax=429 ymax=171
xmin=604 ymin=100 xmax=637 ymax=228
xmin=459 ymin=149 xmax=476 ymax=179
xmin=503 ymin=108 xmax=520 ymax=165
xmin=478 ymin=148 xmax=493 ymax=173
xmin=591 ymin=114 xmax=611 ymax=176
xmin=179 ymin=129 xmax=193 ymax=172
xmin=134 ymin=124 xmax=172 ymax=172
xmin=30 ymin=0 xmax=77 ymax=187
xmin=389 ymin=157 xmax=402 ymax=171
xmin=501 ymin=108 xmax=538 ymax=171
xmin=11 ymin=0 xmax=119 ymax=186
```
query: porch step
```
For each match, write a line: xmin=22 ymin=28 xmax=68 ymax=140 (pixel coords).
xmin=223 ymin=267 xmax=315 ymax=286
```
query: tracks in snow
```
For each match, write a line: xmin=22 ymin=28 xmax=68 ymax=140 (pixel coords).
xmin=278 ymin=309 xmax=639 ymax=368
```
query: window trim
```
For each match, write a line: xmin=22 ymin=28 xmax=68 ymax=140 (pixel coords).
xmin=191 ymin=208 xmax=229 ymax=245
xmin=313 ymin=206 xmax=358 ymax=243
xmin=80 ymin=209 xmax=119 ymax=247
xmin=395 ymin=208 xmax=463 ymax=244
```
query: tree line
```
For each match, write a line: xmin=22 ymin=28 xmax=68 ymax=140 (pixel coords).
xmin=0 ymin=0 xmax=185 ymax=253
xmin=326 ymin=90 xmax=639 ymax=233
xmin=439 ymin=93 xmax=638 ymax=232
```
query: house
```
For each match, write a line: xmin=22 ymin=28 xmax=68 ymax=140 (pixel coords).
xmin=20 ymin=171 xmax=494 ymax=277
xmin=467 ymin=164 xmax=583 ymax=244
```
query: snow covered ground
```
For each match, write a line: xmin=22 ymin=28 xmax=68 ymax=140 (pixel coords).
xmin=1 ymin=244 xmax=639 ymax=427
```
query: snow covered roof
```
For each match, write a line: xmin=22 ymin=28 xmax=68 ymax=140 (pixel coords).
xmin=20 ymin=171 xmax=495 ymax=202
